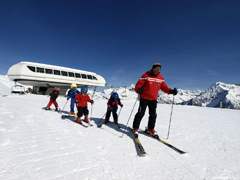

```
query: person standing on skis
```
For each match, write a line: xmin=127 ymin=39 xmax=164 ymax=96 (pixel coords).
xmin=67 ymin=83 xmax=79 ymax=116
xmin=75 ymin=86 xmax=94 ymax=124
xmin=104 ymin=92 xmax=123 ymax=126
xmin=132 ymin=63 xmax=178 ymax=138
xmin=45 ymin=88 xmax=59 ymax=111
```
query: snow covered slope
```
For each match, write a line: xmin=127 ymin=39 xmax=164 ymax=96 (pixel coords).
xmin=0 ymin=94 xmax=240 ymax=179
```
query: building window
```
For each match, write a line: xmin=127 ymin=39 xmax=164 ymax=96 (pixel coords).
xmin=61 ymin=71 xmax=68 ymax=76
xmin=81 ymin=74 xmax=87 ymax=79
xmin=27 ymin=66 xmax=35 ymax=72
xmin=54 ymin=70 xmax=60 ymax=75
xmin=68 ymin=72 xmax=74 ymax=77
xmin=75 ymin=73 xmax=81 ymax=78
xmin=87 ymin=75 xmax=93 ymax=80
xmin=37 ymin=67 xmax=44 ymax=73
xmin=45 ymin=69 xmax=53 ymax=74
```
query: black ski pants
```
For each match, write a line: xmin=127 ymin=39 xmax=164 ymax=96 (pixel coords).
xmin=133 ymin=98 xmax=157 ymax=130
xmin=77 ymin=106 xmax=89 ymax=117
xmin=105 ymin=109 xmax=118 ymax=121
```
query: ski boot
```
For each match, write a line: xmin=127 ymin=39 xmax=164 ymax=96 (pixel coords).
xmin=103 ymin=119 xmax=109 ymax=125
xmin=55 ymin=106 xmax=58 ymax=111
xmin=114 ymin=120 xmax=120 ymax=129
xmin=45 ymin=107 xmax=50 ymax=110
xmin=84 ymin=116 xmax=89 ymax=123
xmin=133 ymin=128 xmax=139 ymax=138
xmin=145 ymin=128 xmax=159 ymax=139
xmin=69 ymin=111 xmax=75 ymax=116
xmin=76 ymin=117 xmax=82 ymax=124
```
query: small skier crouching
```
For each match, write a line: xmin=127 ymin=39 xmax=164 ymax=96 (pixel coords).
xmin=75 ymin=87 xmax=94 ymax=124
xmin=104 ymin=92 xmax=123 ymax=126
xmin=45 ymin=88 xmax=59 ymax=111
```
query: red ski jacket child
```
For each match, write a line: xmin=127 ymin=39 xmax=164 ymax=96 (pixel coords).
xmin=75 ymin=93 xmax=92 ymax=107
xmin=135 ymin=70 xmax=171 ymax=100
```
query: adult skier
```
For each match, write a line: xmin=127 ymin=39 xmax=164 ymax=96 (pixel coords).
xmin=132 ymin=63 xmax=178 ymax=138
xmin=67 ymin=83 xmax=79 ymax=116
xmin=45 ymin=88 xmax=59 ymax=111
xmin=104 ymin=92 xmax=123 ymax=126
xmin=75 ymin=86 xmax=94 ymax=124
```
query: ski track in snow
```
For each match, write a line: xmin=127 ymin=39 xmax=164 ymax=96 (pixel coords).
xmin=0 ymin=94 xmax=240 ymax=180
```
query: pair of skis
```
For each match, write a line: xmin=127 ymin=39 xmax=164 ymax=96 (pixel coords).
xmin=129 ymin=127 xmax=186 ymax=156
xmin=61 ymin=114 xmax=93 ymax=128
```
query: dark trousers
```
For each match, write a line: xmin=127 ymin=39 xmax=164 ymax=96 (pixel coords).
xmin=133 ymin=98 xmax=157 ymax=129
xmin=77 ymin=107 xmax=89 ymax=117
xmin=105 ymin=109 xmax=118 ymax=121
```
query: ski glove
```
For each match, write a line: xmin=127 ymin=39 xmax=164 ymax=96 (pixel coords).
xmin=169 ymin=88 xmax=178 ymax=95
xmin=120 ymin=104 xmax=123 ymax=108
xmin=138 ymin=87 xmax=144 ymax=94
xmin=91 ymin=100 xmax=94 ymax=104
xmin=75 ymin=99 xmax=79 ymax=103
xmin=108 ymin=107 xmax=112 ymax=111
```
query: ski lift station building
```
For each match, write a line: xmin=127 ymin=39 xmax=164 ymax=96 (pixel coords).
xmin=7 ymin=62 xmax=106 ymax=95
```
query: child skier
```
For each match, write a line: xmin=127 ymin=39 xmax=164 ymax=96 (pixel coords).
xmin=75 ymin=86 xmax=94 ymax=124
xmin=104 ymin=92 xmax=123 ymax=126
xmin=45 ymin=88 xmax=59 ymax=111
xmin=67 ymin=83 xmax=79 ymax=116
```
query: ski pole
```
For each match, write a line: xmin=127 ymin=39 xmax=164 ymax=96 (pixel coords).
xmin=118 ymin=107 xmax=122 ymax=117
xmin=121 ymin=94 xmax=139 ymax=138
xmin=90 ymin=87 xmax=96 ymax=121
xmin=167 ymin=94 xmax=175 ymax=140
xmin=97 ymin=112 xmax=107 ymax=125
xmin=60 ymin=99 xmax=69 ymax=114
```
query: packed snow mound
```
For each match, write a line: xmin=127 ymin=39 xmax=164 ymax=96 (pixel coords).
xmin=0 ymin=75 xmax=31 ymax=96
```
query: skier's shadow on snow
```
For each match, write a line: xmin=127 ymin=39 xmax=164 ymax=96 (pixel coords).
xmin=91 ymin=117 xmax=129 ymax=135
xmin=91 ymin=117 xmax=143 ymax=156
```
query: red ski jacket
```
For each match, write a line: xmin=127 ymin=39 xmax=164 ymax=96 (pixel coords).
xmin=75 ymin=93 xmax=92 ymax=107
xmin=135 ymin=70 xmax=171 ymax=100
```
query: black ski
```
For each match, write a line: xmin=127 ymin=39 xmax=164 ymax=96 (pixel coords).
xmin=75 ymin=121 xmax=88 ymax=128
xmin=141 ymin=129 xmax=186 ymax=154
xmin=129 ymin=127 xmax=147 ymax=156
xmin=83 ymin=121 xmax=93 ymax=126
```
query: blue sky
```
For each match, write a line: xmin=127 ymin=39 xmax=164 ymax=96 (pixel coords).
xmin=0 ymin=0 xmax=240 ymax=91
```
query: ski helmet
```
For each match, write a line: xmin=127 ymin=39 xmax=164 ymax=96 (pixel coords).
xmin=71 ymin=83 xmax=77 ymax=88
xmin=81 ymin=86 xmax=88 ymax=93
xmin=54 ymin=88 xmax=59 ymax=92
xmin=111 ymin=92 xmax=119 ymax=99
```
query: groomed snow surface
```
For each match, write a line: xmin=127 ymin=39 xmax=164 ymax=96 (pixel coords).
xmin=1 ymin=94 xmax=240 ymax=180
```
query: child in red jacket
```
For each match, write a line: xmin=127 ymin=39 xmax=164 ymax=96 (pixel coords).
xmin=75 ymin=86 xmax=94 ymax=124
xmin=45 ymin=88 xmax=59 ymax=111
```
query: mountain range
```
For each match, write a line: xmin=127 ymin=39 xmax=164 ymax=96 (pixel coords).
xmin=0 ymin=75 xmax=239 ymax=110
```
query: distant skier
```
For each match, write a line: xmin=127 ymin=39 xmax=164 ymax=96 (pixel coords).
xmin=67 ymin=83 xmax=79 ymax=116
xmin=75 ymin=86 xmax=94 ymax=124
xmin=45 ymin=88 xmax=59 ymax=111
xmin=132 ymin=63 xmax=178 ymax=138
xmin=104 ymin=92 xmax=123 ymax=126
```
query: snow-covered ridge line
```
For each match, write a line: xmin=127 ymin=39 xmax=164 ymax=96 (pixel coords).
xmin=1 ymin=75 xmax=240 ymax=110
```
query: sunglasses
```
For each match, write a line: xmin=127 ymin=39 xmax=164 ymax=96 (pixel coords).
xmin=153 ymin=68 xmax=161 ymax=71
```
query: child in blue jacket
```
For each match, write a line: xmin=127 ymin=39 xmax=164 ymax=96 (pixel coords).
xmin=104 ymin=92 xmax=123 ymax=125
xmin=67 ymin=83 xmax=79 ymax=115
